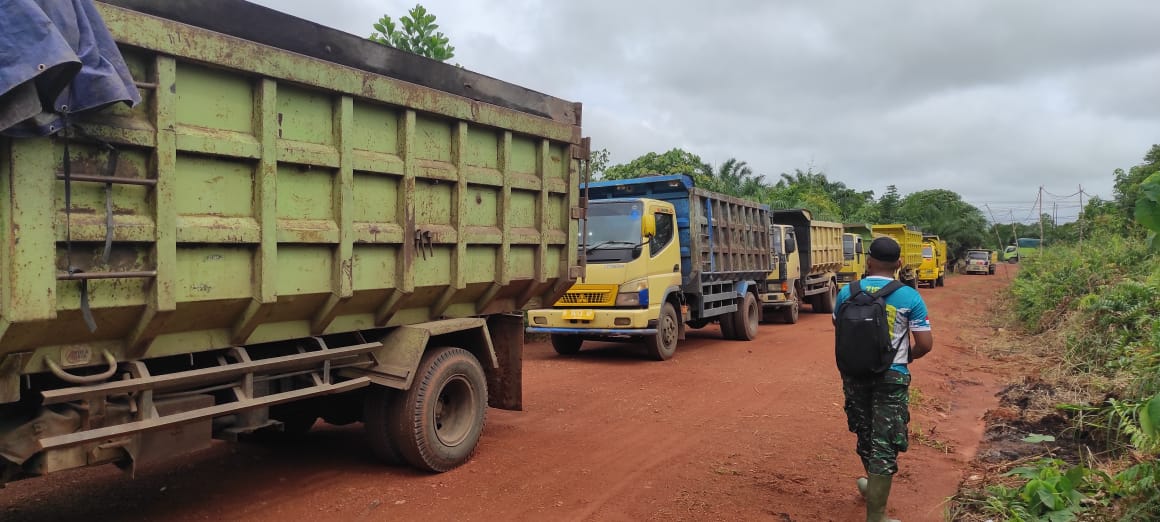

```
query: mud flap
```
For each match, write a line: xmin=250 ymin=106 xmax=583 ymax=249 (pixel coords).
xmin=486 ymin=313 xmax=523 ymax=411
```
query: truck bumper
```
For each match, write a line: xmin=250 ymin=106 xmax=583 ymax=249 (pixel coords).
xmin=525 ymin=327 xmax=657 ymax=336
xmin=525 ymin=307 xmax=656 ymax=333
xmin=965 ymin=265 xmax=989 ymax=273
xmin=760 ymin=292 xmax=791 ymax=308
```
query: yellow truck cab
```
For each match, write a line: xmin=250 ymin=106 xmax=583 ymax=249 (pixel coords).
xmin=919 ymin=235 xmax=947 ymax=288
xmin=839 ymin=224 xmax=877 ymax=289
xmin=761 ymin=210 xmax=843 ymax=323
xmin=839 ymin=233 xmax=865 ymax=289
xmin=527 ymin=175 xmax=771 ymax=360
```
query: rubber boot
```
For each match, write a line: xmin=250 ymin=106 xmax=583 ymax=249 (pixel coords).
xmin=856 ymin=477 xmax=868 ymax=498
xmin=865 ymin=474 xmax=900 ymax=522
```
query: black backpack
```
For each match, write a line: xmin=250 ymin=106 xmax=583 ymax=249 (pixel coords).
xmin=835 ymin=280 xmax=907 ymax=377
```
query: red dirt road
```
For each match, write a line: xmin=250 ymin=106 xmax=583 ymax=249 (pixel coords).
xmin=0 ymin=267 xmax=1015 ymax=521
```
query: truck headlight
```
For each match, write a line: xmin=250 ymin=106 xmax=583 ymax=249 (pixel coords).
xmin=616 ymin=280 xmax=649 ymax=307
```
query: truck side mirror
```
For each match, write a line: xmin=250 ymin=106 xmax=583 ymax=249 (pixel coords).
xmin=641 ymin=213 xmax=656 ymax=238
xmin=785 ymin=234 xmax=797 ymax=254
xmin=855 ymin=241 xmax=864 ymax=254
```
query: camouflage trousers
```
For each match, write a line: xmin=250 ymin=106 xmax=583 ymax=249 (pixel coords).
xmin=841 ymin=370 xmax=911 ymax=476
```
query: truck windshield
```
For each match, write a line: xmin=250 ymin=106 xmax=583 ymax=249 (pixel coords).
xmin=968 ymin=251 xmax=989 ymax=260
xmin=582 ymin=201 xmax=644 ymax=263
xmin=922 ymin=246 xmax=934 ymax=258
xmin=772 ymin=228 xmax=783 ymax=255
xmin=842 ymin=236 xmax=855 ymax=260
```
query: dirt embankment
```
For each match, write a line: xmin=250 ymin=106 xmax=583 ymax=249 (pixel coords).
xmin=0 ymin=267 xmax=1018 ymax=521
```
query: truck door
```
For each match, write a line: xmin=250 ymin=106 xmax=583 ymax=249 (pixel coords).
xmin=647 ymin=207 xmax=681 ymax=306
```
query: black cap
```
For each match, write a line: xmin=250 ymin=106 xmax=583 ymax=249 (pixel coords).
xmin=869 ymin=237 xmax=901 ymax=262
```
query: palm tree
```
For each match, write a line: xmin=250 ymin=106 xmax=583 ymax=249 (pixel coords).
xmin=713 ymin=158 xmax=767 ymax=198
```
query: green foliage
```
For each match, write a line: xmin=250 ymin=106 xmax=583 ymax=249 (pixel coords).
xmin=1137 ymin=171 xmax=1160 ymax=248
xmin=984 ymin=459 xmax=1095 ymax=522
xmin=1108 ymin=144 xmax=1160 ymax=231
xmin=1010 ymin=234 xmax=1153 ymax=334
xmin=897 ymin=189 xmax=989 ymax=259
xmin=600 ymin=148 xmax=713 ymax=186
xmin=587 ymin=148 xmax=610 ymax=179
xmin=369 ymin=4 xmax=455 ymax=62
xmin=877 ymin=185 xmax=901 ymax=222
xmin=1108 ymin=461 xmax=1160 ymax=520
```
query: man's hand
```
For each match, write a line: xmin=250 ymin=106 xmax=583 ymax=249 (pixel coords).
xmin=910 ymin=330 xmax=933 ymax=360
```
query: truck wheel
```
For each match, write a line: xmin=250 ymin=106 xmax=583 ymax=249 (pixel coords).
xmin=363 ymin=387 xmax=405 ymax=465
xmin=550 ymin=334 xmax=583 ymax=355
xmin=646 ymin=302 xmax=679 ymax=361
xmin=380 ymin=347 xmax=487 ymax=472
xmin=719 ymin=312 xmax=737 ymax=340
xmin=817 ymin=284 xmax=837 ymax=314
xmin=936 ymin=275 xmax=945 ymax=287
xmin=731 ymin=292 xmax=759 ymax=341
xmin=782 ymin=299 xmax=800 ymax=324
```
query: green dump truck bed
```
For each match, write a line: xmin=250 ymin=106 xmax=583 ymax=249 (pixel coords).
xmin=1 ymin=0 xmax=583 ymax=483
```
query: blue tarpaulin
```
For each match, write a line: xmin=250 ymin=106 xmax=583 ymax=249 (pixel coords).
xmin=0 ymin=0 xmax=140 ymax=136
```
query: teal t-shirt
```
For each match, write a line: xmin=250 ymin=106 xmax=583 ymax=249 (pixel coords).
xmin=832 ymin=276 xmax=932 ymax=375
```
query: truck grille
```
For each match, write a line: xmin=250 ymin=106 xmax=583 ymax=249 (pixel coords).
xmin=555 ymin=285 xmax=618 ymax=306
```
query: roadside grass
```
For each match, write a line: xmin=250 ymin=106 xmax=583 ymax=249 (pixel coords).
xmin=946 ymin=235 xmax=1160 ymax=522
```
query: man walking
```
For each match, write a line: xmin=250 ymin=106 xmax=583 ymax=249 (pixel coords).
xmin=832 ymin=237 xmax=933 ymax=522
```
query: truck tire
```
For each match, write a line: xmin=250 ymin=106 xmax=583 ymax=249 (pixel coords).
xmin=551 ymin=334 xmax=583 ymax=355
xmin=719 ymin=313 xmax=737 ymax=340
xmin=377 ymin=347 xmax=488 ymax=472
xmin=936 ymin=275 xmax=945 ymax=287
xmin=731 ymin=292 xmax=759 ymax=341
xmin=781 ymin=298 xmax=800 ymax=324
xmin=816 ymin=283 xmax=837 ymax=314
xmin=363 ymin=387 xmax=405 ymax=465
xmin=646 ymin=302 xmax=680 ymax=360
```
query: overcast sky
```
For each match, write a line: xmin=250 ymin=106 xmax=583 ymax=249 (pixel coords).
xmin=250 ymin=0 xmax=1160 ymax=223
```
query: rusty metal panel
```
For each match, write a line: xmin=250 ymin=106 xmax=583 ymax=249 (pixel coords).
xmin=0 ymin=5 xmax=582 ymax=384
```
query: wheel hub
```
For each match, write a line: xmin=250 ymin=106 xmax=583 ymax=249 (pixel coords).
xmin=433 ymin=375 xmax=475 ymax=447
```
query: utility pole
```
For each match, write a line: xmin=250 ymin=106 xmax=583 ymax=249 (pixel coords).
xmin=1038 ymin=186 xmax=1045 ymax=252
xmin=1078 ymin=184 xmax=1084 ymax=254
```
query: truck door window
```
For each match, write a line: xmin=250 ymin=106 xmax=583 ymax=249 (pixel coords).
xmin=771 ymin=228 xmax=783 ymax=255
xmin=842 ymin=236 xmax=855 ymax=260
xmin=650 ymin=211 xmax=674 ymax=257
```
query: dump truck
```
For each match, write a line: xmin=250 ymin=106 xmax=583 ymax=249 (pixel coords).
xmin=871 ymin=224 xmax=924 ymax=288
xmin=837 ymin=223 xmax=881 ymax=289
xmin=918 ymin=235 xmax=947 ymax=287
xmin=762 ymin=209 xmax=844 ymax=322
xmin=1004 ymin=237 xmax=1041 ymax=263
xmin=525 ymin=175 xmax=771 ymax=360
xmin=0 ymin=0 xmax=585 ymax=484
xmin=965 ymin=249 xmax=996 ymax=275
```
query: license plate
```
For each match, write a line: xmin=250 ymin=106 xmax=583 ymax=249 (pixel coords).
xmin=561 ymin=310 xmax=595 ymax=321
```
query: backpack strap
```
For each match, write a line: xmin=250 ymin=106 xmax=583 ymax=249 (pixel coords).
xmin=871 ymin=280 xmax=905 ymax=299
xmin=849 ymin=280 xmax=862 ymax=298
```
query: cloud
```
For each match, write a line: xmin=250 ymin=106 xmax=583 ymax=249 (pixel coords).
xmin=250 ymin=0 xmax=1160 ymax=221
